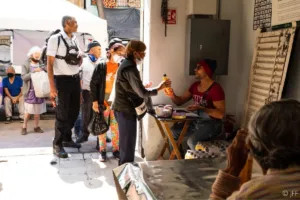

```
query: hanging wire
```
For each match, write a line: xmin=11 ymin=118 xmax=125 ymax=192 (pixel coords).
xmin=161 ymin=0 xmax=168 ymax=37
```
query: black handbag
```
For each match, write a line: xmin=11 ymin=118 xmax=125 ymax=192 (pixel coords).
xmin=88 ymin=109 xmax=110 ymax=136
xmin=87 ymin=61 xmax=109 ymax=136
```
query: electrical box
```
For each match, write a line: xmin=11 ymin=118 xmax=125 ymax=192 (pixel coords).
xmin=186 ymin=18 xmax=231 ymax=76
xmin=187 ymin=0 xmax=217 ymax=15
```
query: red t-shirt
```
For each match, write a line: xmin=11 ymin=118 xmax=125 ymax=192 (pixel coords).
xmin=188 ymin=81 xmax=225 ymax=109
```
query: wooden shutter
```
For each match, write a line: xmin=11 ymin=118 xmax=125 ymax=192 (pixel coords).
xmin=242 ymin=24 xmax=297 ymax=127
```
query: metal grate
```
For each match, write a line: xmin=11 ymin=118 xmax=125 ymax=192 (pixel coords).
xmin=242 ymin=25 xmax=297 ymax=127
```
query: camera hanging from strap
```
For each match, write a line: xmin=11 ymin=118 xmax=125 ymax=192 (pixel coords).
xmin=55 ymin=35 xmax=81 ymax=65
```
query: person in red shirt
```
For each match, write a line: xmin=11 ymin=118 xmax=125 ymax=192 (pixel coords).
xmin=166 ymin=59 xmax=225 ymax=152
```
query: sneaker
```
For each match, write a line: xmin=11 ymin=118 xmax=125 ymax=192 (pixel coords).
xmin=113 ymin=151 xmax=120 ymax=159
xmin=5 ymin=117 xmax=12 ymax=124
xmin=34 ymin=127 xmax=44 ymax=133
xmin=21 ymin=128 xmax=27 ymax=135
xmin=99 ymin=151 xmax=107 ymax=162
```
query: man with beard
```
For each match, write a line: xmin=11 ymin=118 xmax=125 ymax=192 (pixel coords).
xmin=166 ymin=59 xmax=225 ymax=152
xmin=47 ymin=16 xmax=83 ymax=158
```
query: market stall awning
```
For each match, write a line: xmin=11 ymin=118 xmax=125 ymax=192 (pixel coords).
xmin=0 ymin=0 xmax=108 ymax=49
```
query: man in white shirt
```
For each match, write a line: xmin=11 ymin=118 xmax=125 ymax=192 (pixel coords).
xmin=47 ymin=16 xmax=82 ymax=158
xmin=76 ymin=41 xmax=102 ymax=143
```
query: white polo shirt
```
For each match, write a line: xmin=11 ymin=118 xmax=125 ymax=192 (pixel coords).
xmin=81 ymin=57 xmax=100 ymax=91
xmin=47 ymin=31 xmax=81 ymax=76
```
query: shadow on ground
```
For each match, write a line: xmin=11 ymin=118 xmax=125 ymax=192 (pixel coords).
xmin=50 ymin=151 xmax=144 ymax=189
xmin=0 ymin=119 xmax=144 ymax=199
xmin=50 ymin=152 xmax=117 ymax=189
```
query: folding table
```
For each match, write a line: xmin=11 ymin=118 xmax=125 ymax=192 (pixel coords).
xmin=149 ymin=113 xmax=199 ymax=160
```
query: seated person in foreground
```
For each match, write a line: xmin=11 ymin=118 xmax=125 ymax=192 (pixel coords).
xmin=3 ymin=66 xmax=24 ymax=123
xmin=210 ymin=99 xmax=300 ymax=200
xmin=166 ymin=59 xmax=225 ymax=151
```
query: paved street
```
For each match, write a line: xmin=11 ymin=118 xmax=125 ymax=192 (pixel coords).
xmin=0 ymin=119 xmax=143 ymax=200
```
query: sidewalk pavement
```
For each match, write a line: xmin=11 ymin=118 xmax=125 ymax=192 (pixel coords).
xmin=0 ymin=120 xmax=143 ymax=200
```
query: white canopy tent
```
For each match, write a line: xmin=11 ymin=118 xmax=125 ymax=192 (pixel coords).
xmin=0 ymin=0 xmax=108 ymax=72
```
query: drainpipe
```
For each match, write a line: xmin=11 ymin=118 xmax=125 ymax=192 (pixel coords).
xmin=217 ymin=0 xmax=221 ymax=19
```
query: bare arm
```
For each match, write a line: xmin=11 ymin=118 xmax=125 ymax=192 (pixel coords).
xmin=47 ymin=56 xmax=56 ymax=91
xmin=46 ymin=35 xmax=59 ymax=98
xmin=170 ymin=89 xmax=192 ymax=106
xmin=4 ymin=88 xmax=13 ymax=99
xmin=204 ymin=100 xmax=225 ymax=119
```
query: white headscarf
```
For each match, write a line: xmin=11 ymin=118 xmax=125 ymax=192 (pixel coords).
xmin=27 ymin=46 xmax=41 ymax=58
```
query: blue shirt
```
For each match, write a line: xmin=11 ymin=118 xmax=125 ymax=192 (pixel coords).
xmin=2 ymin=76 xmax=23 ymax=97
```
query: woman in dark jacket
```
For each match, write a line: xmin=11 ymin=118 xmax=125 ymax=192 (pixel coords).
xmin=112 ymin=40 xmax=171 ymax=165
xmin=90 ymin=38 xmax=125 ymax=162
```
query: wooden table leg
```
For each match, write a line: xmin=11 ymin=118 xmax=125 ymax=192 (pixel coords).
xmin=155 ymin=118 xmax=171 ymax=160
xmin=163 ymin=122 xmax=183 ymax=160
xmin=169 ymin=121 xmax=190 ymax=160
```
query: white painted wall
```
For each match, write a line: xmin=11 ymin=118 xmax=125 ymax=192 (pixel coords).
xmin=142 ymin=0 xmax=194 ymax=160
xmin=142 ymin=0 xmax=257 ymax=160
xmin=234 ymin=0 xmax=256 ymax=125
xmin=218 ymin=0 xmax=256 ymax=125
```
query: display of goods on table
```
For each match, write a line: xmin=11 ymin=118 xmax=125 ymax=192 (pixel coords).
xmin=185 ymin=140 xmax=230 ymax=159
xmin=172 ymin=111 xmax=186 ymax=119
xmin=155 ymin=104 xmax=173 ymax=118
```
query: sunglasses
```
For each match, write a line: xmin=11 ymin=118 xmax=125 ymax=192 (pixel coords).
xmin=195 ymin=65 xmax=202 ymax=70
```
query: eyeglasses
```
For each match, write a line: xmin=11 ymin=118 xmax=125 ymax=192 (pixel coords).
xmin=117 ymin=53 xmax=125 ymax=57
xmin=195 ymin=65 xmax=202 ymax=70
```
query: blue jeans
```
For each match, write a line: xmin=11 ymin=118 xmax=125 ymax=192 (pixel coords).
xmin=74 ymin=110 xmax=82 ymax=137
xmin=171 ymin=119 xmax=222 ymax=151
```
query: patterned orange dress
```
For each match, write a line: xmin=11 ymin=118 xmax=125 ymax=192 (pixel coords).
xmin=98 ymin=61 xmax=119 ymax=153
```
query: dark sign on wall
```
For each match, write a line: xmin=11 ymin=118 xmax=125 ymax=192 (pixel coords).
xmin=253 ymin=0 xmax=272 ymax=30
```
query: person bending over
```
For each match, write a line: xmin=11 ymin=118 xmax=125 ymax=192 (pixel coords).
xmin=112 ymin=40 xmax=171 ymax=165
